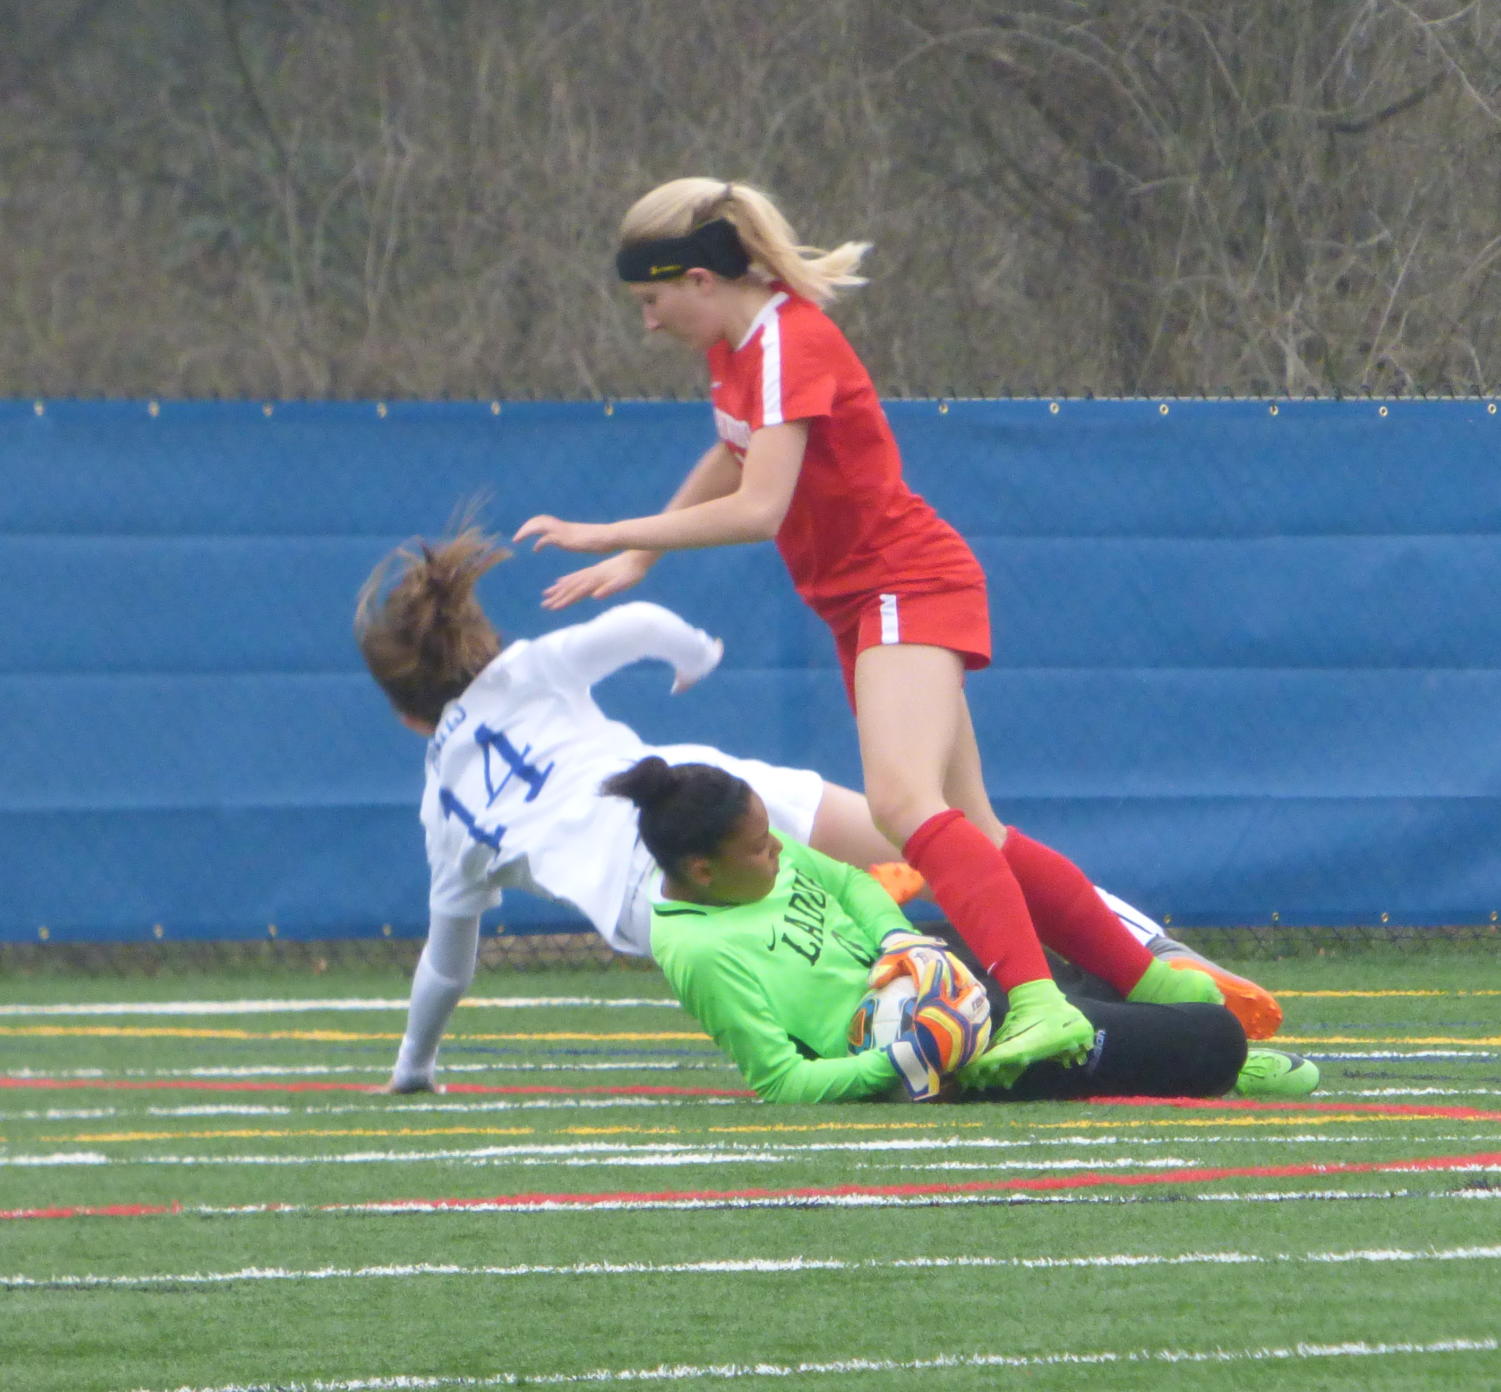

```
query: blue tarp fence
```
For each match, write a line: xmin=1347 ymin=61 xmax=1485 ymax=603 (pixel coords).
xmin=3 ymin=397 xmax=1498 ymax=942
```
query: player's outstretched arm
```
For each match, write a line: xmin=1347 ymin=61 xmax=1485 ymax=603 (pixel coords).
xmin=375 ymin=912 xmax=481 ymax=1095
xmin=541 ymin=551 xmax=657 ymax=611
xmin=545 ymin=602 xmax=724 ymax=692
xmin=523 ymin=443 xmax=747 ymax=610
xmin=515 ymin=425 xmax=807 ymax=561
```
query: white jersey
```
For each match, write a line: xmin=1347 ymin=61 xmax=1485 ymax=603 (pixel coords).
xmin=419 ymin=602 xmax=822 ymax=955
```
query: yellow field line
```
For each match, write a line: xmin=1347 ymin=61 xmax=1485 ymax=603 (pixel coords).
xmin=46 ymin=1124 xmax=724 ymax=1143
xmin=705 ymin=1120 xmax=989 ymax=1134
xmin=0 ymin=1025 xmax=707 ymax=1043
xmin=1030 ymin=1114 xmax=1453 ymax=1130
xmin=1276 ymin=990 xmax=1501 ymax=999
xmin=47 ymin=1106 xmax=1473 ymax=1146
xmin=13 ymin=1024 xmax=1497 ymax=1048
xmin=711 ymin=1114 xmax=1465 ymax=1134
xmin=49 ymin=1119 xmax=991 ymax=1143
xmin=32 ymin=1024 xmax=1494 ymax=1047
xmin=51 ymin=1126 xmax=534 ymax=1143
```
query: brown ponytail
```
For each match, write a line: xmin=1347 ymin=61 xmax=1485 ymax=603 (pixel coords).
xmin=355 ymin=528 xmax=508 ymax=725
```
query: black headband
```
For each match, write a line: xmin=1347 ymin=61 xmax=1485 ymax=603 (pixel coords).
xmin=615 ymin=218 xmax=751 ymax=283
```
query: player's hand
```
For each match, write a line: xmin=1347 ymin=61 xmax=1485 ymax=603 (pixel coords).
xmin=514 ymin=515 xmax=620 ymax=555
xmin=539 ymin=552 xmax=654 ymax=611
xmin=871 ymin=933 xmax=993 ymax=1101
xmin=886 ymin=995 xmax=987 ymax=1102
xmin=671 ymin=637 xmax=723 ymax=694
xmin=868 ymin=930 xmax=962 ymax=996
xmin=372 ymin=1075 xmax=445 ymax=1095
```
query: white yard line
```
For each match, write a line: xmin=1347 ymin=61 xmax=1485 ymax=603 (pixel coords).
xmin=1325 ymin=1087 xmax=1501 ymax=1098
xmin=126 ymin=1336 xmax=1500 ymax=1391
xmin=4 ymin=1085 xmax=1497 ymax=1131
xmin=5 ymin=1129 xmax=1499 ymax=1169
xmin=0 ymin=997 xmax=679 ymax=1017
xmin=0 ymin=1102 xmax=635 ymax=1125
xmin=9 ymin=1051 xmax=1492 ymax=1085
xmin=8 ymin=1185 xmax=1499 ymax=1220
xmin=3 ymin=1062 xmax=723 ymax=1078
xmin=10 ymin=1242 xmax=1501 ymax=1292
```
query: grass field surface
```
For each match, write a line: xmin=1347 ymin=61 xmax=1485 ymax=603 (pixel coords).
xmin=3 ymin=948 xmax=1499 ymax=1391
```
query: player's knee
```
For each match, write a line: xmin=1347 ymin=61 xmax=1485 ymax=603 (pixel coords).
xmin=863 ymin=777 xmax=946 ymax=849
xmin=1194 ymin=1003 xmax=1249 ymax=1094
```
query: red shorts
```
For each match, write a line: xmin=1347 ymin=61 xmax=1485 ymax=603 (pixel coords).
xmin=828 ymin=584 xmax=992 ymax=709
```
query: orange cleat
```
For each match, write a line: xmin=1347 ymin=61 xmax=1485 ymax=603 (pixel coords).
xmin=1166 ymin=957 xmax=1283 ymax=1039
xmin=867 ymin=861 xmax=926 ymax=905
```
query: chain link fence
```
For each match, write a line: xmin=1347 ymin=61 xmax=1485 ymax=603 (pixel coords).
xmin=0 ymin=931 xmax=649 ymax=980
xmin=3 ymin=920 xmax=1496 ymax=981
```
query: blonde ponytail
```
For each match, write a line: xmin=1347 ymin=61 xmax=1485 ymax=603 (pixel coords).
xmin=619 ymin=177 xmax=870 ymax=306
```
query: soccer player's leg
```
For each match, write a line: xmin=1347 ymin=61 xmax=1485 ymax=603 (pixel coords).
xmin=960 ymin=994 xmax=1248 ymax=1101
xmin=854 ymin=642 xmax=1093 ymax=1076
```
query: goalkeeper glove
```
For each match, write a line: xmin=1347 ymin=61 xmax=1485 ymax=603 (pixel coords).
xmin=886 ymin=991 xmax=991 ymax=1102
xmin=869 ymin=934 xmax=993 ymax=1100
xmin=869 ymin=930 xmax=967 ymax=997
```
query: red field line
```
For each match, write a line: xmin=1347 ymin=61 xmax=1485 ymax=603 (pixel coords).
xmin=356 ymin=1150 xmax=1501 ymax=1208
xmin=5 ymin=1150 xmax=1497 ymax=1222
xmin=10 ymin=1077 xmax=1499 ymax=1114
xmin=1088 ymin=1095 xmax=1501 ymax=1123
xmin=0 ymin=1076 xmax=750 ymax=1098
xmin=12 ymin=1077 xmax=1499 ymax=1115
xmin=2 ymin=1201 xmax=186 ymax=1220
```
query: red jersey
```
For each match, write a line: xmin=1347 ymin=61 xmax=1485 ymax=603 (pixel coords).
xmin=706 ymin=288 xmax=983 ymax=625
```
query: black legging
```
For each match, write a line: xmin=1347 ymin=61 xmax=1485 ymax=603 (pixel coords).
xmin=931 ymin=928 xmax=1248 ymax=1101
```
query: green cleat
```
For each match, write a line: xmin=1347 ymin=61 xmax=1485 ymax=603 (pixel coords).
xmin=1126 ymin=957 xmax=1224 ymax=1007
xmin=959 ymin=979 xmax=1095 ymax=1091
xmin=1231 ymin=1048 xmax=1320 ymax=1099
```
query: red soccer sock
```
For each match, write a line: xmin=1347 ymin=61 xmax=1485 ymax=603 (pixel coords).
xmin=902 ymin=810 xmax=1050 ymax=991
xmin=1001 ymin=826 xmax=1154 ymax=995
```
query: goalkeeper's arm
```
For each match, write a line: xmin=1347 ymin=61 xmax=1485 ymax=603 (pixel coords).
xmin=787 ymin=841 xmax=915 ymax=952
xmin=666 ymin=940 xmax=901 ymax=1105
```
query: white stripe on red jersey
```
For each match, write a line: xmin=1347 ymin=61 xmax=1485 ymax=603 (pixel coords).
xmin=706 ymin=286 xmax=983 ymax=616
xmin=758 ymin=295 xmax=786 ymax=426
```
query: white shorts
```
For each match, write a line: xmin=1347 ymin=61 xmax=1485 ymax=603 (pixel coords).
xmin=611 ymin=746 xmax=824 ymax=957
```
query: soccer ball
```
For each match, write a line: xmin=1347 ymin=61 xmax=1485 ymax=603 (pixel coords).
xmin=847 ymin=969 xmax=994 ymax=1074
xmin=847 ymin=975 xmax=918 ymax=1054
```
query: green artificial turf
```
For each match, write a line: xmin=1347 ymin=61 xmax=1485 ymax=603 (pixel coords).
xmin=2 ymin=951 xmax=1498 ymax=1391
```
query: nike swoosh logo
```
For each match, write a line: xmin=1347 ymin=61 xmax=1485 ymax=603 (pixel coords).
xmin=1000 ymin=1021 xmax=1043 ymax=1043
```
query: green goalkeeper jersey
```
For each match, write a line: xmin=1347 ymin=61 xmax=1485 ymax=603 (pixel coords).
xmin=650 ymin=836 xmax=913 ymax=1103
